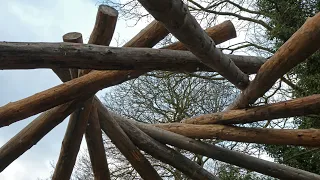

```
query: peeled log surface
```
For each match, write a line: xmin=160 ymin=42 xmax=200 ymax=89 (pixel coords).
xmin=228 ymin=12 xmax=320 ymax=110
xmin=85 ymin=107 xmax=111 ymax=180
xmin=0 ymin=96 xmax=90 ymax=172
xmin=124 ymin=20 xmax=169 ymax=47
xmin=113 ymin=112 xmax=219 ymax=180
xmin=95 ymin=99 xmax=162 ymax=180
xmin=182 ymin=94 xmax=320 ymax=125
xmin=152 ymin=123 xmax=320 ymax=147
xmin=0 ymin=21 xmax=238 ymax=127
xmin=114 ymin=115 xmax=320 ymax=180
xmin=0 ymin=42 xmax=266 ymax=74
xmin=52 ymin=98 xmax=94 ymax=180
xmin=161 ymin=20 xmax=236 ymax=50
xmin=88 ymin=5 xmax=118 ymax=45
xmin=137 ymin=0 xmax=249 ymax=89
xmin=55 ymin=5 xmax=118 ymax=180
xmin=0 ymin=14 xmax=168 ymax=173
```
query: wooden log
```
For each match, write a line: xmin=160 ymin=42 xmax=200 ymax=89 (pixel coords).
xmin=0 ymin=42 xmax=266 ymax=74
xmin=0 ymin=21 xmax=236 ymax=127
xmin=52 ymin=98 xmax=94 ymax=180
xmin=95 ymin=99 xmax=162 ymax=179
xmin=124 ymin=20 xmax=169 ymax=47
xmin=228 ymin=12 xmax=320 ymax=110
xmin=62 ymin=32 xmax=83 ymax=79
xmin=161 ymin=20 xmax=236 ymax=50
xmin=88 ymin=5 xmax=118 ymax=45
xmin=85 ymin=107 xmax=111 ymax=180
xmin=110 ymin=114 xmax=320 ymax=180
xmin=182 ymin=94 xmax=320 ymax=125
xmin=113 ymin=111 xmax=219 ymax=180
xmin=152 ymin=123 xmax=320 ymax=147
xmin=137 ymin=0 xmax=249 ymax=89
xmin=80 ymin=5 xmax=117 ymax=179
xmin=0 ymin=96 xmax=90 ymax=172
xmin=0 ymin=14 xmax=167 ymax=173
xmin=54 ymin=32 xmax=87 ymax=180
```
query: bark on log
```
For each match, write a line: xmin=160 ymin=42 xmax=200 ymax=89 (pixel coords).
xmin=80 ymin=5 xmax=118 ymax=179
xmin=110 ymin=113 xmax=320 ymax=180
xmin=161 ymin=20 xmax=236 ymax=50
xmin=0 ymin=42 xmax=266 ymax=74
xmin=0 ymin=21 xmax=237 ymax=127
xmin=52 ymin=98 xmax=94 ymax=180
xmin=0 ymin=96 xmax=90 ymax=172
xmin=182 ymin=94 xmax=320 ymax=125
xmin=228 ymin=12 xmax=320 ymax=110
xmin=95 ymin=99 xmax=162 ymax=180
xmin=137 ymin=0 xmax=249 ymax=89
xmin=62 ymin=32 xmax=83 ymax=79
xmin=0 ymin=13 xmax=168 ymax=173
xmin=85 ymin=107 xmax=111 ymax=180
xmin=152 ymin=123 xmax=320 ymax=147
xmin=112 ymin=111 xmax=219 ymax=180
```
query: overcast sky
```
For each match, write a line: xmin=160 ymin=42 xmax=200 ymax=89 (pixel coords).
xmin=0 ymin=0 xmax=149 ymax=179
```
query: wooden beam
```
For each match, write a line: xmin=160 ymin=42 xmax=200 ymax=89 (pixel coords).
xmin=151 ymin=123 xmax=320 ymax=147
xmin=137 ymin=0 xmax=249 ymax=89
xmin=81 ymin=5 xmax=118 ymax=179
xmin=124 ymin=20 xmax=169 ymax=47
xmin=110 ymin=113 xmax=320 ymax=180
xmin=95 ymin=99 xmax=162 ymax=179
xmin=182 ymin=94 xmax=320 ymax=125
xmin=228 ymin=12 xmax=320 ymax=110
xmin=85 ymin=107 xmax=111 ymax=180
xmin=52 ymin=98 xmax=93 ymax=180
xmin=161 ymin=20 xmax=236 ymax=50
xmin=62 ymin=32 xmax=83 ymax=79
xmin=0 ymin=15 xmax=168 ymax=172
xmin=113 ymin=111 xmax=219 ymax=180
xmin=0 ymin=96 xmax=89 ymax=172
xmin=0 ymin=21 xmax=237 ymax=127
xmin=0 ymin=42 xmax=266 ymax=74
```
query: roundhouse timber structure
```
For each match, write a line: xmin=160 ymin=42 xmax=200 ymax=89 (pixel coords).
xmin=0 ymin=2 xmax=320 ymax=180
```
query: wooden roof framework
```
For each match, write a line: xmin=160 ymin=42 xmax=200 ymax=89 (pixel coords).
xmin=0 ymin=1 xmax=320 ymax=179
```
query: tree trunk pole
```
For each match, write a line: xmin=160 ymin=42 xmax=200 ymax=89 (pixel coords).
xmin=110 ymin=108 xmax=219 ymax=180
xmin=109 ymin=112 xmax=320 ymax=180
xmin=136 ymin=0 xmax=249 ymax=89
xmin=0 ymin=20 xmax=237 ymax=127
xmin=182 ymin=94 xmax=320 ymax=125
xmin=0 ymin=42 xmax=266 ymax=74
xmin=95 ymin=99 xmax=162 ymax=179
xmin=228 ymin=12 xmax=320 ymax=110
xmin=152 ymin=123 xmax=320 ymax=146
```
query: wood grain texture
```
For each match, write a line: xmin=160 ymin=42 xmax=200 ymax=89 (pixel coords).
xmin=0 ymin=42 xmax=266 ymax=74
xmin=0 ymin=21 xmax=236 ymax=127
xmin=137 ymin=0 xmax=249 ymax=89
xmin=161 ymin=20 xmax=236 ymax=50
xmin=152 ymin=123 xmax=320 ymax=146
xmin=110 ymin=113 xmax=320 ymax=180
xmin=182 ymin=94 xmax=320 ymax=125
xmin=95 ymin=99 xmax=162 ymax=180
xmin=115 ymin=113 xmax=219 ymax=180
xmin=228 ymin=12 xmax=320 ymax=110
